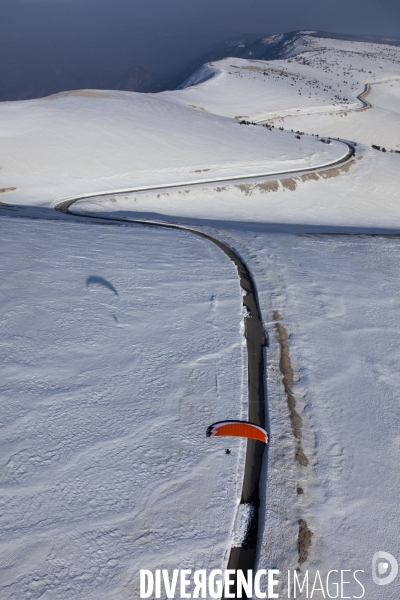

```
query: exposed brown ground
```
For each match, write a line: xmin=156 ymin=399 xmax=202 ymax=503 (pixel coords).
xmin=234 ymin=155 xmax=362 ymax=196
xmin=281 ymin=177 xmax=297 ymax=191
xmin=188 ymin=105 xmax=208 ymax=112
xmin=273 ymin=312 xmax=314 ymax=565
xmin=273 ymin=311 xmax=309 ymax=467
xmin=46 ymin=90 xmax=113 ymax=100
xmin=0 ymin=187 xmax=16 ymax=194
xmin=231 ymin=64 xmax=266 ymax=72
xmin=298 ymin=519 xmax=313 ymax=564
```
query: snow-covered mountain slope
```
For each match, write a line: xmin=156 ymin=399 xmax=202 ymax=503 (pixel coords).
xmin=51 ymin=32 xmax=400 ymax=598
xmin=2 ymin=29 xmax=400 ymax=600
xmin=0 ymin=89 xmax=345 ymax=208
xmin=74 ymin=147 xmax=398 ymax=230
xmin=227 ymin=30 xmax=320 ymax=61
xmin=212 ymin=30 xmax=400 ymax=63
xmin=271 ymin=79 xmax=400 ymax=150
xmin=161 ymin=33 xmax=400 ymax=148
xmin=0 ymin=216 xmax=246 ymax=599
xmin=179 ymin=30 xmax=400 ymax=88
xmin=225 ymin=228 xmax=400 ymax=600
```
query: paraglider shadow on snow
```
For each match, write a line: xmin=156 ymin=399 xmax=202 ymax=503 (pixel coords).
xmin=86 ymin=275 xmax=119 ymax=296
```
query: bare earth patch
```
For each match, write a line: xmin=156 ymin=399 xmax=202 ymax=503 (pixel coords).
xmin=46 ymin=90 xmax=113 ymax=100
xmin=234 ymin=183 xmax=254 ymax=195
xmin=273 ymin=311 xmax=309 ymax=467
xmin=257 ymin=180 xmax=280 ymax=193
xmin=298 ymin=519 xmax=313 ymax=564
xmin=188 ymin=105 xmax=208 ymax=112
xmin=230 ymin=64 xmax=266 ymax=72
xmin=234 ymin=155 xmax=363 ymax=196
xmin=280 ymin=177 xmax=297 ymax=191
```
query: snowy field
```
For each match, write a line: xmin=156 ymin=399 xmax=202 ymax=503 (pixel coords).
xmin=0 ymin=216 xmax=247 ymax=599
xmin=218 ymin=228 xmax=400 ymax=599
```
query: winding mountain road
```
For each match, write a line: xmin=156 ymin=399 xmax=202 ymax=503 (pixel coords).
xmin=260 ymin=79 xmax=389 ymax=125
xmin=53 ymin=136 xmax=356 ymax=597
xmin=357 ymin=83 xmax=372 ymax=110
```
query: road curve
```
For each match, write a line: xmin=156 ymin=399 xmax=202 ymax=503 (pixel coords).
xmin=356 ymin=79 xmax=400 ymax=111
xmin=357 ymin=83 xmax=372 ymax=110
xmin=51 ymin=138 xmax=355 ymax=212
xmin=263 ymin=78 xmax=400 ymax=125
xmin=55 ymin=199 xmax=267 ymax=599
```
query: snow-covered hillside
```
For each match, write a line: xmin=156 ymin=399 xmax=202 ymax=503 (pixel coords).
xmin=0 ymin=89 xmax=345 ymax=208
xmin=1 ymin=29 xmax=400 ymax=600
xmin=161 ymin=33 xmax=400 ymax=148
xmin=0 ymin=217 xmax=246 ymax=599
xmin=223 ymin=228 xmax=400 ymax=600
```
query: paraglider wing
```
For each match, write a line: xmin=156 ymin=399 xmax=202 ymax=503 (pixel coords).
xmin=206 ymin=420 xmax=268 ymax=444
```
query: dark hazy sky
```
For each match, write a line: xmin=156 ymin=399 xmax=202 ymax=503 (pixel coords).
xmin=6 ymin=0 xmax=399 ymax=36
xmin=1 ymin=0 xmax=399 ymax=99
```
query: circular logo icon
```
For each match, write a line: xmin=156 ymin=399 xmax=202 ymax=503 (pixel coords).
xmin=372 ymin=552 xmax=398 ymax=586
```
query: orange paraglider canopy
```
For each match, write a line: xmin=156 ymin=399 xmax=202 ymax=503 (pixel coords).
xmin=206 ymin=420 xmax=268 ymax=444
